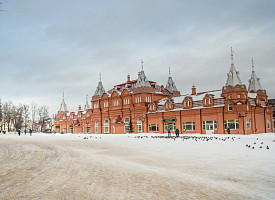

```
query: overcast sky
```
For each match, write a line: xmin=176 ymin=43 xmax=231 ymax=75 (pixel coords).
xmin=0 ymin=0 xmax=275 ymax=115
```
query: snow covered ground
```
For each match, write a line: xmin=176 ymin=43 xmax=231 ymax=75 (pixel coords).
xmin=0 ymin=132 xmax=274 ymax=199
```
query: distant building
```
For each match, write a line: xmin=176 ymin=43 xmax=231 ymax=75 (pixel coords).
xmin=54 ymin=49 xmax=274 ymax=134
xmin=268 ymin=99 xmax=275 ymax=128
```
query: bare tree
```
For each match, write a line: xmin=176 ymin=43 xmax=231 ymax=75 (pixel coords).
xmin=31 ymin=102 xmax=37 ymax=131
xmin=38 ymin=105 xmax=49 ymax=132
xmin=12 ymin=104 xmax=23 ymax=131
xmin=2 ymin=101 xmax=14 ymax=132
xmin=22 ymin=104 xmax=29 ymax=134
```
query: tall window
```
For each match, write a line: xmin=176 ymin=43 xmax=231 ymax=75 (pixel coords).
xmin=137 ymin=118 xmax=143 ymax=132
xmin=246 ymin=119 xmax=251 ymax=130
xmin=94 ymin=121 xmax=98 ymax=134
xmin=228 ymin=104 xmax=233 ymax=111
xmin=224 ymin=120 xmax=239 ymax=130
xmin=182 ymin=122 xmax=195 ymax=131
xmin=103 ymin=120 xmax=109 ymax=133
xmin=113 ymin=100 xmax=119 ymax=106
xmin=135 ymin=96 xmax=142 ymax=103
xmin=124 ymin=118 xmax=130 ymax=133
xmin=267 ymin=120 xmax=271 ymax=129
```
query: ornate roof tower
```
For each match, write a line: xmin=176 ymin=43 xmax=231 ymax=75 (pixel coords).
xmin=165 ymin=67 xmax=179 ymax=93
xmin=134 ymin=60 xmax=151 ymax=88
xmin=225 ymin=47 xmax=243 ymax=87
xmin=59 ymin=92 xmax=68 ymax=112
xmin=93 ymin=73 xmax=106 ymax=98
xmin=248 ymin=58 xmax=263 ymax=92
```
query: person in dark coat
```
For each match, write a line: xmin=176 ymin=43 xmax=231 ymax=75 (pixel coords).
xmin=29 ymin=129 xmax=32 ymax=136
xmin=227 ymin=127 xmax=230 ymax=134
xmin=175 ymin=128 xmax=179 ymax=137
xmin=168 ymin=128 xmax=171 ymax=137
xmin=18 ymin=129 xmax=21 ymax=136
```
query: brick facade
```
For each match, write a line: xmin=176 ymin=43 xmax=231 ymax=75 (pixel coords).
xmin=54 ymin=54 xmax=274 ymax=135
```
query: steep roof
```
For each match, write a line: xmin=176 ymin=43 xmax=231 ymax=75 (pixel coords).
xmin=59 ymin=92 xmax=68 ymax=112
xmin=93 ymin=74 xmax=106 ymax=98
xmin=225 ymin=48 xmax=242 ymax=87
xmin=165 ymin=68 xmax=179 ymax=93
xmin=134 ymin=69 xmax=151 ymax=88
xmin=248 ymin=58 xmax=263 ymax=92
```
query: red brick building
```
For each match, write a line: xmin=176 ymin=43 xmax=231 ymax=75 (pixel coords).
xmin=54 ymin=50 xmax=274 ymax=134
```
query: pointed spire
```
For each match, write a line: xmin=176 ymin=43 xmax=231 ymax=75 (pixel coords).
xmin=248 ymin=58 xmax=263 ymax=92
xmin=252 ymin=57 xmax=255 ymax=72
xmin=165 ymin=67 xmax=178 ymax=93
xmin=231 ymin=47 xmax=234 ymax=65
xmin=93 ymin=73 xmax=105 ymax=98
xmin=135 ymin=61 xmax=151 ymax=88
xmin=84 ymin=94 xmax=90 ymax=109
xmin=225 ymin=47 xmax=242 ymax=87
xmin=59 ymin=92 xmax=68 ymax=112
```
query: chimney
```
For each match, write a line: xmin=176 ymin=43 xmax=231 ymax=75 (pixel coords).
xmin=191 ymin=85 xmax=196 ymax=95
xmin=127 ymin=74 xmax=130 ymax=82
xmin=78 ymin=105 xmax=81 ymax=110
xmin=138 ymin=72 xmax=140 ymax=78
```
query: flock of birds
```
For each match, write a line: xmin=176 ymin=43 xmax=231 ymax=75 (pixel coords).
xmin=82 ymin=136 xmax=101 ymax=140
xmin=134 ymin=135 xmax=271 ymax=150
xmin=245 ymin=138 xmax=270 ymax=150
xmin=79 ymin=134 xmax=272 ymax=150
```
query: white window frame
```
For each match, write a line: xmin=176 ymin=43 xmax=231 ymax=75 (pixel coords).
xmin=103 ymin=120 xmax=109 ymax=133
xmin=267 ymin=120 xmax=271 ymax=129
xmin=149 ymin=124 xmax=159 ymax=132
xmin=182 ymin=122 xmax=195 ymax=131
xmin=124 ymin=118 xmax=130 ymax=133
xmin=94 ymin=121 xmax=98 ymax=134
xmin=137 ymin=118 xmax=143 ymax=132
xmin=224 ymin=120 xmax=239 ymax=130
xmin=228 ymin=104 xmax=233 ymax=111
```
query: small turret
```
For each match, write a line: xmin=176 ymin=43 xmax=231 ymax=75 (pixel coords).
xmin=165 ymin=67 xmax=180 ymax=96
xmin=93 ymin=73 xmax=106 ymax=99
xmin=59 ymin=92 xmax=68 ymax=112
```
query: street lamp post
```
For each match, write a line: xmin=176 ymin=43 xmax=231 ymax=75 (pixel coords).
xmin=238 ymin=113 xmax=247 ymax=135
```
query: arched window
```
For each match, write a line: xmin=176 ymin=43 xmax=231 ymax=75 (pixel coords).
xmin=208 ymin=98 xmax=211 ymax=104
xmin=103 ymin=120 xmax=109 ymax=133
xmin=94 ymin=121 xmax=98 ymax=134
xmin=137 ymin=118 xmax=143 ymax=132
xmin=228 ymin=104 xmax=233 ymax=111
xmin=124 ymin=118 xmax=130 ymax=133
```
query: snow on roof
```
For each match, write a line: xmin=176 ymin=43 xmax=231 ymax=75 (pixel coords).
xmin=248 ymin=93 xmax=257 ymax=99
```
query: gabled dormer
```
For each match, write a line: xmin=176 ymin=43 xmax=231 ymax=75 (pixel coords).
xmin=203 ymin=94 xmax=214 ymax=107
xmin=148 ymin=102 xmax=157 ymax=112
xmin=164 ymin=99 xmax=174 ymax=111
xmin=183 ymin=97 xmax=193 ymax=109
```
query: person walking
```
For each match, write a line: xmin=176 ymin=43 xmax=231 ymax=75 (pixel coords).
xmin=18 ymin=129 xmax=21 ymax=136
xmin=168 ymin=128 xmax=171 ymax=137
xmin=175 ymin=128 xmax=179 ymax=137
xmin=227 ymin=127 xmax=230 ymax=134
xmin=29 ymin=129 xmax=32 ymax=136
